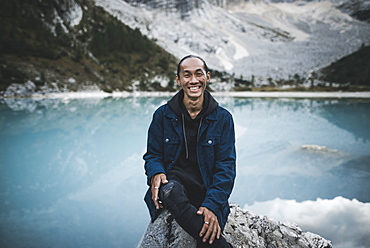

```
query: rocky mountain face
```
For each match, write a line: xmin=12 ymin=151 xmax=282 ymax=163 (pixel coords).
xmin=0 ymin=0 xmax=177 ymax=96
xmin=97 ymin=0 xmax=370 ymax=86
xmin=1 ymin=0 xmax=369 ymax=96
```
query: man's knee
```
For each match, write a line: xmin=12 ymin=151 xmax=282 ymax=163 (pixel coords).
xmin=159 ymin=180 xmax=185 ymax=202
xmin=159 ymin=180 xmax=188 ymax=216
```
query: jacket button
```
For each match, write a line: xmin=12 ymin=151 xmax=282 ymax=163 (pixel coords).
xmin=208 ymin=140 xmax=213 ymax=144
xmin=165 ymin=138 xmax=169 ymax=142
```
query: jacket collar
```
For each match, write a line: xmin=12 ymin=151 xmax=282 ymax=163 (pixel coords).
xmin=164 ymin=105 xmax=218 ymax=121
xmin=166 ymin=89 xmax=218 ymax=121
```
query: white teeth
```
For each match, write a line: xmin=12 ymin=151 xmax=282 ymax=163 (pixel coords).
xmin=190 ymin=86 xmax=199 ymax=90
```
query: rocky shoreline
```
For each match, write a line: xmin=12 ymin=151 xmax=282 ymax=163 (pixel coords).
xmin=137 ymin=203 xmax=332 ymax=248
xmin=2 ymin=87 xmax=370 ymax=100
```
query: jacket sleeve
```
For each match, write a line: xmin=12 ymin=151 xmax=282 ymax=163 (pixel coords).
xmin=201 ymin=110 xmax=236 ymax=217
xmin=143 ymin=106 xmax=166 ymax=186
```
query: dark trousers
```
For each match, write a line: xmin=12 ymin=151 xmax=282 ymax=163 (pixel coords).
xmin=159 ymin=180 xmax=231 ymax=248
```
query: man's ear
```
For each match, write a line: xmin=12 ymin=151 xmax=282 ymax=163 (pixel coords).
xmin=206 ymin=71 xmax=211 ymax=82
xmin=176 ymin=75 xmax=181 ymax=86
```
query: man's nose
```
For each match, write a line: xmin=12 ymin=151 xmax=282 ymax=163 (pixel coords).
xmin=190 ymin=75 xmax=198 ymax=83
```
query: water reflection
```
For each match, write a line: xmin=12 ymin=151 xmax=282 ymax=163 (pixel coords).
xmin=0 ymin=96 xmax=369 ymax=248
xmin=0 ymin=97 xmax=169 ymax=248
xmin=227 ymin=97 xmax=370 ymax=198
xmin=320 ymin=100 xmax=370 ymax=141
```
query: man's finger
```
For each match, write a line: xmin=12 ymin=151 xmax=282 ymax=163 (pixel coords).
xmin=152 ymin=186 xmax=159 ymax=191
xmin=208 ymin=224 xmax=219 ymax=244
xmin=151 ymin=188 xmax=159 ymax=209
xmin=151 ymin=184 xmax=161 ymax=209
xmin=151 ymin=173 xmax=168 ymax=209
xmin=202 ymin=221 xmax=214 ymax=242
xmin=202 ymin=218 xmax=215 ymax=242
xmin=199 ymin=221 xmax=209 ymax=238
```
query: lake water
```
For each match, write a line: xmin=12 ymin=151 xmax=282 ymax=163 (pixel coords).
xmin=0 ymin=95 xmax=369 ymax=248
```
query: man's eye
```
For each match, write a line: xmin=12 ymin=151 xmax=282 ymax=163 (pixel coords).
xmin=196 ymin=73 xmax=204 ymax=77
xmin=184 ymin=74 xmax=190 ymax=78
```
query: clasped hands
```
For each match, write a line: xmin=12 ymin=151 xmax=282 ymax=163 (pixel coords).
xmin=151 ymin=173 xmax=221 ymax=245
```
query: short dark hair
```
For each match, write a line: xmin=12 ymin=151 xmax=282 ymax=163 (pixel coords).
xmin=176 ymin=55 xmax=209 ymax=77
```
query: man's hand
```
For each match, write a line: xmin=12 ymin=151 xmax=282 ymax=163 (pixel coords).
xmin=197 ymin=207 xmax=221 ymax=244
xmin=150 ymin=173 xmax=168 ymax=209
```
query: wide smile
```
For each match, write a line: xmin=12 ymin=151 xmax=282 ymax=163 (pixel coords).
xmin=188 ymin=86 xmax=202 ymax=91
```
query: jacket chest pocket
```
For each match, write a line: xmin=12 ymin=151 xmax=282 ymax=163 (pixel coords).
xmin=200 ymin=135 xmax=220 ymax=162
xmin=164 ymin=135 xmax=180 ymax=163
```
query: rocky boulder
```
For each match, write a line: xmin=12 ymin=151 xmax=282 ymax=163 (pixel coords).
xmin=137 ymin=203 xmax=332 ymax=248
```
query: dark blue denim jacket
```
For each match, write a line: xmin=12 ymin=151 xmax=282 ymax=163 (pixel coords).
xmin=143 ymin=103 xmax=236 ymax=230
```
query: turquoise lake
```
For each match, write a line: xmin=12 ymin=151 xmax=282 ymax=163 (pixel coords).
xmin=0 ymin=95 xmax=369 ymax=248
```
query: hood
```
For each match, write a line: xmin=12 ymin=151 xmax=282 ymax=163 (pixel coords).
xmin=168 ymin=90 xmax=218 ymax=119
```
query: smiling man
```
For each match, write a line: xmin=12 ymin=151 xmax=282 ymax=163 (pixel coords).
xmin=143 ymin=55 xmax=236 ymax=247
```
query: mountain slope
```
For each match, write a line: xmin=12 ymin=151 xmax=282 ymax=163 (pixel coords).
xmin=0 ymin=0 xmax=177 ymax=95
xmin=320 ymin=44 xmax=370 ymax=87
xmin=96 ymin=0 xmax=370 ymax=83
xmin=1 ymin=0 xmax=369 ymax=96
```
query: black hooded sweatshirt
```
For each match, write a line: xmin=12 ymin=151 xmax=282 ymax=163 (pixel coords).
xmin=167 ymin=89 xmax=219 ymax=207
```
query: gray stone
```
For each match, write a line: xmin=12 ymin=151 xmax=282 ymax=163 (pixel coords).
xmin=137 ymin=204 xmax=332 ymax=248
xmin=137 ymin=210 xmax=197 ymax=248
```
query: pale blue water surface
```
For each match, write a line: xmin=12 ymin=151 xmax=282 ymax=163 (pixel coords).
xmin=0 ymin=96 xmax=369 ymax=248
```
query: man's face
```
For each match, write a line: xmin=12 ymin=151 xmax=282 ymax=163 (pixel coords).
xmin=176 ymin=57 xmax=210 ymax=100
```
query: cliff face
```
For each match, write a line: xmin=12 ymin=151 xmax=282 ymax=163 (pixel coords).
xmin=1 ymin=0 xmax=369 ymax=95
xmin=122 ymin=0 xmax=370 ymax=21
xmin=123 ymin=0 xmax=196 ymax=19
xmin=98 ymin=0 xmax=370 ymax=85
xmin=0 ymin=0 xmax=177 ymax=95
xmin=138 ymin=204 xmax=332 ymax=248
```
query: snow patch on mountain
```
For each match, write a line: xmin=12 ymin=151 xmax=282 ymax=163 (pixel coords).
xmin=68 ymin=1 xmax=83 ymax=27
xmin=95 ymin=0 xmax=370 ymax=81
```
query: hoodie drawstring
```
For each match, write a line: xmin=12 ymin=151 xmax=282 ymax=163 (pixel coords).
xmin=182 ymin=115 xmax=203 ymax=159
xmin=197 ymin=117 xmax=203 ymax=143
xmin=182 ymin=114 xmax=189 ymax=159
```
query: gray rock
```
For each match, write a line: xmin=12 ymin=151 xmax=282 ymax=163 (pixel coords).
xmin=137 ymin=204 xmax=332 ymax=248
xmin=137 ymin=210 xmax=196 ymax=248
